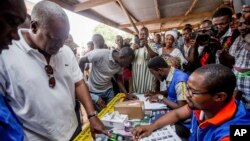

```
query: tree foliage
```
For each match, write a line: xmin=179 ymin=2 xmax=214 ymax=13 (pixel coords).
xmin=93 ymin=23 xmax=133 ymax=48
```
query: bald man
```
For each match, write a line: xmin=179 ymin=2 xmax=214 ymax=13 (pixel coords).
xmin=0 ymin=0 xmax=26 ymax=140
xmin=92 ymin=34 xmax=105 ymax=49
xmin=1 ymin=1 xmax=109 ymax=140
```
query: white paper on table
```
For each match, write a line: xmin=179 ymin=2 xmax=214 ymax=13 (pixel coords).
xmin=135 ymin=94 xmax=167 ymax=110
xmin=139 ymin=125 xmax=181 ymax=141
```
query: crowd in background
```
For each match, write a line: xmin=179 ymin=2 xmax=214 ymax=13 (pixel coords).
xmin=80 ymin=4 xmax=250 ymax=112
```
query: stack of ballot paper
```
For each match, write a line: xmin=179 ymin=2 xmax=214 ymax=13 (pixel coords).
xmin=135 ymin=94 xmax=167 ymax=110
xmin=139 ymin=125 xmax=181 ymax=141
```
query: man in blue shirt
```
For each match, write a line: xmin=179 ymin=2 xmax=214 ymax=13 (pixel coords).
xmin=0 ymin=0 xmax=27 ymax=140
xmin=133 ymin=64 xmax=250 ymax=141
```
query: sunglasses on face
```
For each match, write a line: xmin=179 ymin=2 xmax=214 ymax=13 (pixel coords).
xmin=45 ymin=65 xmax=56 ymax=88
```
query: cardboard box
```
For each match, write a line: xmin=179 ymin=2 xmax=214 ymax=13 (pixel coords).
xmin=101 ymin=112 xmax=128 ymax=129
xmin=114 ymin=101 xmax=144 ymax=119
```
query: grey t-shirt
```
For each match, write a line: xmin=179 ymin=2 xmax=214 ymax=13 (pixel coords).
xmin=86 ymin=49 xmax=122 ymax=92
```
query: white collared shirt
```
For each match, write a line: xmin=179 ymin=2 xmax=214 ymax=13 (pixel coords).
xmin=0 ymin=29 xmax=83 ymax=141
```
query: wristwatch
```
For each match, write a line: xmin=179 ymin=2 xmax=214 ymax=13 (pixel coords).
xmin=88 ymin=111 xmax=97 ymax=119
xmin=158 ymin=95 xmax=164 ymax=102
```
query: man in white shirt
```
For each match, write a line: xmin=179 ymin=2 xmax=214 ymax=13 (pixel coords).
xmin=1 ymin=1 xmax=109 ymax=140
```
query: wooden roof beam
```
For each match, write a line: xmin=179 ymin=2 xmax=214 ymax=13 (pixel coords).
xmin=178 ymin=0 xmax=198 ymax=27
xmin=117 ymin=0 xmax=139 ymax=34
xmin=119 ymin=11 xmax=212 ymax=28
xmin=154 ymin=0 xmax=161 ymax=19
xmin=185 ymin=0 xmax=198 ymax=16
xmin=115 ymin=2 xmax=139 ymax=22
xmin=179 ymin=1 xmax=223 ymax=28
xmin=49 ymin=0 xmax=134 ymax=34
xmin=150 ymin=23 xmax=200 ymax=33
xmin=73 ymin=0 xmax=116 ymax=12
xmin=78 ymin=9 xmax=134 ymax=34
xmin=153 ymin=0 xmax=162 ymax=32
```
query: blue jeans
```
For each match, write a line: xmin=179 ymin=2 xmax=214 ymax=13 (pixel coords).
xmin=90 ymin=88 xmax=114 ymax=112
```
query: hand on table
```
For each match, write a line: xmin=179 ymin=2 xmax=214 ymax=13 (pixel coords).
xmin=89 ymin=116 xmax=111 ymax=139
xmin=144 ymin=90 xmax=155 ymax=97
xmin=132 ymin=125 xmax=154 ymax=140
xmin=96 ymin=97 xmax=106 ymax=110
xmin=125 ymin=93 xmax=138 ymax=100
xmin=148 ymin=94 xmax=161 ymax=103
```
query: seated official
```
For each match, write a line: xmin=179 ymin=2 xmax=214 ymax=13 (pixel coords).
xmin=133 ymin=64 xmax=250 ymax=141
xmin=145 ymin=56 xmax=190 ymax=139
xmin=146 ymin=56 xmax=189 ymax=109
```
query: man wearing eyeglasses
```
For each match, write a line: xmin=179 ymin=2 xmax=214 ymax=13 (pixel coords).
xmin=133 ymin=64 xmax=250 ymax=141
xmin=0 ymin=1 xmax=110 ymax=140
xmin=0 ymin=0 xmax=27 ymax=140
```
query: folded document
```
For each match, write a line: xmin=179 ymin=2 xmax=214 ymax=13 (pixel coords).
xmin=136 ymin=94 xmax=167 ymax=110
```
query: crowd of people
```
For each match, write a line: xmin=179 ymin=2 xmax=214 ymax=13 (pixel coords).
xmin=1 ymin=0 xmax=250 ymax=141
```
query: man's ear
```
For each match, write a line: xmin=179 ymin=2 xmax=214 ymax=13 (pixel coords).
xmin=158 ymin=68 xmax=165 ymax=73
xmin=214 ymin=92 xmax=227 ymax=102
xmin=30 ymin=20 xmax=38 ymax=34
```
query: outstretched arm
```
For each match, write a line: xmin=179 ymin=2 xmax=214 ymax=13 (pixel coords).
xmin=143 ymin=39 xmax=158 ymax=58
xmin=75 ymin=80 xmax=110 ymax=139
xmin=133 ymin=105 xmax=191 ymax=139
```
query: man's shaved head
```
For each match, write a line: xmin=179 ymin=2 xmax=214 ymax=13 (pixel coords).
xmin=31 ymin=1 xmax=69 ymax=27
xmin=92 ymin=34 xmax=105 ymax=49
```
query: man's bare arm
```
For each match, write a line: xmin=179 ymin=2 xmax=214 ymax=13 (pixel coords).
xmin=79 ymin=57 xmax=89 ymax=72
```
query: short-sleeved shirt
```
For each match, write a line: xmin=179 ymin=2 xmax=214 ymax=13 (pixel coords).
xmin=158 ymin=48 xmax=187 ymax=65
xmin=84 ymin=49 xmax=122 ymax=93
xmin=0 ymin=29 xmax=83 ymax=141
xmin=164 ymin=67 xmax=187 ymax=101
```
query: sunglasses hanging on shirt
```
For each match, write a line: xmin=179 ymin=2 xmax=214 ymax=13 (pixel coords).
xmin=45 ymin=65 xmax=56 ymax=88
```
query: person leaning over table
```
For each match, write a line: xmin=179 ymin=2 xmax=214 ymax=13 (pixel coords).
xmin=145 ymin=56 xmax=190 ymax=139
xmin=145 ymin=56 xmax=189 ymax=110
xmin=79 ymin=47 xmax=137 ymax=112
xmin=133 ymin=64 xmax=250 ymax=141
